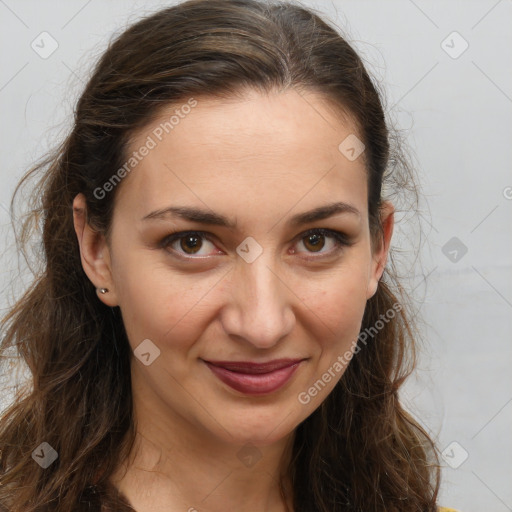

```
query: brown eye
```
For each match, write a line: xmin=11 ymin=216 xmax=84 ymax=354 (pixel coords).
xmin=161 ymin=231 xmax=218 ymax=258
xmin=302 ymin=232 xmax=325 ymax=252
xmin=294 ymin=228 xmax=351 ymax=258
xmin=180 ymin=234 xmax=202 ymax=254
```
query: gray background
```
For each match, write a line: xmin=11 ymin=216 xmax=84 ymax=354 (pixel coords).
xmin=1 ymin=1 xmax=511 ymax=510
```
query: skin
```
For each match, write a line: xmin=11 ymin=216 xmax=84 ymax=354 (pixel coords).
xmin=73 ymin=88 xmax=394 ymax=512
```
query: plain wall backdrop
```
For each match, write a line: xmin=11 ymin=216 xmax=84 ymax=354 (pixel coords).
xmin=0 ymin=1 xmax=511 ymax=510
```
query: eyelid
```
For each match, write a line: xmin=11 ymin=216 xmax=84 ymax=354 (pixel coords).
xmin=160 ymin=228 xmax=353 ymax=259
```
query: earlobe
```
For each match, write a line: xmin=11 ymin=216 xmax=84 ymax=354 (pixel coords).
xmin=366 ymin=201 xmax=394 ymax=300
xmin=72 ymin=193 xmax=119 ymax=307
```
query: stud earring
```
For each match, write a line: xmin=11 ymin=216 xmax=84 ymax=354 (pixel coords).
xmin=98 ymin=288 xmax=109 ymax=294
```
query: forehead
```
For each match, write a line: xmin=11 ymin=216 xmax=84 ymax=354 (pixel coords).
xmin=115 ymin=88 xmax=368 ymax=226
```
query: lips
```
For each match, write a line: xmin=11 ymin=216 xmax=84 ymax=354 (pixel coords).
xmin=203 ymin=358 xmax=304 ymax=395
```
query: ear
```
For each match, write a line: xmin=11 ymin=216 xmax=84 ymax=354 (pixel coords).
xmin=72 ymin=193 xmax=119 ymax=307
xmin=366 ymin=201 xmax=394 ymax=300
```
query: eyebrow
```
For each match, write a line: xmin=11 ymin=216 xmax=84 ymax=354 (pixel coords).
xmin=141 ymin=201 xmax=361 ymax=228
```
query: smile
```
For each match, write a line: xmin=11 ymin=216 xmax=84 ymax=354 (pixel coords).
xmin=202 ymin=358 xmax=304 ymax=395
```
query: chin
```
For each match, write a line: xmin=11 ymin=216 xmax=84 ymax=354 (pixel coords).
xmin=206 ymin=402 xmax=302 ymax=447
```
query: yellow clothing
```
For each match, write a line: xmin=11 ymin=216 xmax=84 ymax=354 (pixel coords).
xmin=439 ymin=508 xmax=460 ymax=512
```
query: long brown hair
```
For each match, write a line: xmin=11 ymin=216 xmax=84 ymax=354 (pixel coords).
xmin=0 ymin=0 xmax=440 ymax=510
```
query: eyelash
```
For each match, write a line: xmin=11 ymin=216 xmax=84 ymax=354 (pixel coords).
xmin=159 ymin=228 xmax=352 ymax=261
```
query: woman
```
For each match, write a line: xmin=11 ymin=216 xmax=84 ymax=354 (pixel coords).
xmin=0 ymin=0 xmax=457 ymax=510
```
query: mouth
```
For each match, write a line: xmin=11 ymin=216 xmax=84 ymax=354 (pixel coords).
xmin=202 ymin=358 xmax=305 ymax=395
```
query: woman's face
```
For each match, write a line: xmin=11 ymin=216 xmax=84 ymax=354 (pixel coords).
xmin=75 ymin=88 xmax=393 ymax=447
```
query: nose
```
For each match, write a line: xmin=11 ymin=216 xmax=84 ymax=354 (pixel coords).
xmin=219 ymin=251 xmax=296 ymax=350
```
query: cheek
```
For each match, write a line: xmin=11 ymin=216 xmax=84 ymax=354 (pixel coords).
xmin=313 ymin=261 xmax=369 ymax=326
xmin=113 ymin=250 xmax=220 ymax=352
xmin=291 ymin=265 xmax=370 ymax=410
xmin=308 ymin=265 xmax=369 ymax=362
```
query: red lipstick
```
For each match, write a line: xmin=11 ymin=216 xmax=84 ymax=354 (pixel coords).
xmin=203 ymin=358 xmax=304 ymax=395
